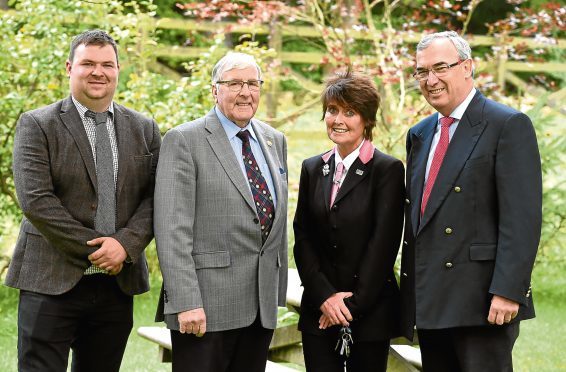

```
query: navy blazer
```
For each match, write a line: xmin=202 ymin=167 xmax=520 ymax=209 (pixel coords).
xmin=400 ymin=91 xmax=542 ymax=339
xmin=293 ymin=142 xmax=405 ymax=342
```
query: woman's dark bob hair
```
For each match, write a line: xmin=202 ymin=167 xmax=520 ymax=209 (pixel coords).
xmin=321 ymin=70 xmax=380 ymax=141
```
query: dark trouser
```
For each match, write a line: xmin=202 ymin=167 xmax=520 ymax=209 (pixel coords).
xmin=418 ymin=323 xmax=520 ymax=372
xmin=18 ymin=274 xmax=133 ymax=372
xmin=301 ymin=332 xmax=390 ymax=372
xmin=170 ymin=313 xmax=274 ymax=372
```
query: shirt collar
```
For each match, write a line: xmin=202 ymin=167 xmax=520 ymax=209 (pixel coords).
xmin=321 ymin=138 xmax=375 ymax=165
xmin=71 ymin=96 xmax=114 ymax=120
xmin=438 ymin=87 xmax=476 ymax=123
xmin=334 ymin=139 xmax=365 ymax=171
xmin=215 ymin=106 xmax=258 ymax=142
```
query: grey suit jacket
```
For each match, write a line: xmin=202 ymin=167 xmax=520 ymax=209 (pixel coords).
xmin=154 ymin=109 xmax=288 ymax=332
xmin=5 ymin=96 xmax=161 ymax=296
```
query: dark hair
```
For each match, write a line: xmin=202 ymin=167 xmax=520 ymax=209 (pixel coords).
xmin=321 ymin=70 xmax=380 ymax=141
xmin=68 ymin=30 xmax=119 ymax=64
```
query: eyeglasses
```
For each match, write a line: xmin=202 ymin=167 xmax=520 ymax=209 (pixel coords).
xmin=215 ymin=79 xmax=264 ymax=92
xmin=412 ymin=60 xmax=466 ymax=81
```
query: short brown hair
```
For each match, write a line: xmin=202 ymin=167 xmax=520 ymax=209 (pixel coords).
xmin=321 ymin=70 xmax=380 ymax=141
xmin=69 ymin=30 xmax=119 ymax=64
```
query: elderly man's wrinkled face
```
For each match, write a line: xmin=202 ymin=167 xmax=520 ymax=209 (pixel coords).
xmin=212 ymin=66 xmax=260 ymax=128
xmin=416 ymin=38 xmax=473 ymax=116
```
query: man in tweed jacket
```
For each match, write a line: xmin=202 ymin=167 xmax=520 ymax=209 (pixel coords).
xmin=154 ymin=52 xmax=288 ymax=371
xmin=5 ymin=30 xmax=160 ymax=371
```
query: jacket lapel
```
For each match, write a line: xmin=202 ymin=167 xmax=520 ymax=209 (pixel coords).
xmin=114 ymin=104 xmax=133 ymax=197
xmin=204 ymin=110 xmax=256 ymax=214
xmin=409 ymin=116 xmax=436 ymax=237
xmin=59 ymin=97 xmax=97 ymax=189
xmin=418 ymin=92 xmax=488 ymax=233
xmin=320 ymin=153 xmax=335 ymax=212
xmin=333 ymin=157 xmax=370 ymax=206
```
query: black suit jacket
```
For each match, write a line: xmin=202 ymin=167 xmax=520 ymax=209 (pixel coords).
xmin=293 ymin=143 xmax=405 ymax=342
xmin=400 ymin=91 xmax=542 ymax=339
xmin=6 ymin=96 xmax=161 ymax=296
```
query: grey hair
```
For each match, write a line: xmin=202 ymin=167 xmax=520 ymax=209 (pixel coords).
xmin=417 ymin=31 xmax=472 ymax=61
xmin=211 ymin=52 xmax=262 ymax=83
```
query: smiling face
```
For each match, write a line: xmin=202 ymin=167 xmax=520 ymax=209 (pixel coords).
xmin=212 ymin=66 xmax=260 ymax=127
xmin=416 ymin=38 xmax=473 ymax=116
xmin=325 ymin=102 xmax=365 ymax=158
xmin=66 ymin=43 xmax=119 ymax=112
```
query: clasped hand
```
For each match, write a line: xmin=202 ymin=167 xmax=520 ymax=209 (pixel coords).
xmin=318 ymin=292 xmax=353 ymax=329
xmin=488 ymin=295 xmax=519 ymax=325
xmin=87 ymin=237 xmax=127 ymax=275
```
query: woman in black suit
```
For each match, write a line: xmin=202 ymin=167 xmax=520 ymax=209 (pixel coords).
xmin=293 ymin=71 xmax=405 ymax=372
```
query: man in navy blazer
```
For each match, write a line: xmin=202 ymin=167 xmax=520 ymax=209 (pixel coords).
xmin=400 ymin=31 xmax=542 ymax=371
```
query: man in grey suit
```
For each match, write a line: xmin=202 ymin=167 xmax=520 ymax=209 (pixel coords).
xmin=154 ymin=52 xmax=288 ymax=372
xmin=5 ymin=30 xmax=161 ymax=371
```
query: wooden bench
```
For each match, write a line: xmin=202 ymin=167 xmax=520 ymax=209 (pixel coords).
xmin=138 ymin=268 xmax=422 ymax=371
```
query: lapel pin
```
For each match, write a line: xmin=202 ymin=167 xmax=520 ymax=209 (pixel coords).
xmin=355 ymin=169 xmax=364 ymax=176
xmin=322 ymin=164 xmax=330 ymax=176
xmin=266 ymin=140 xmax=272 ymax=147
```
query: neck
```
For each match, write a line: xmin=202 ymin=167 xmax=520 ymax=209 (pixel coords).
xmin=337 ymin=139 xmax=363 ymax=159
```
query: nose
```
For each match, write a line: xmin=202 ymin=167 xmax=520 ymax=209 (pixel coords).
xmin=91 ymin=64 xmax=103 ymax=76
xmin=426 ymin=70 xmax=439 ymax=85
xmin=238 ymin=82 xmax=251 ymax=95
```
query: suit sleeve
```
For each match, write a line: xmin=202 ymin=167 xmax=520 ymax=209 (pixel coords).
xmin=13 ymin=112 xmax=99 ymax=267
xmin=293 ymin=161 xmax=337 ymax=308
xmin=489 ymin=112 xmax=542 ymax=305
xmin=345 ymin=159 xmax=405 ymax=317
xmin=113 ymin=119 xmax=161 ymax=263
xmin=154 ymin=128 xmax=203 ymax=314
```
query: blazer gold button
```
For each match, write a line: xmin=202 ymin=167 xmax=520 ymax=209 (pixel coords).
xmin=445 ymin=262 xmax=453 ymax=268
xmin=445 ymin=227 xmax=453 ymax=234
xmin=454 ymin=186 xmax=461 ymax=192
xmin=405 ymin=199 xmax=410 ymax=205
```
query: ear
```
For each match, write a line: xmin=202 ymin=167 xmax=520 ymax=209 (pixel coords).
xmin=65 ymin=60 xmax=72 ymax=77
xmin=212 ymin=84 xmax=218 ymax=103
xmin=464 ymin=59 xmax=474 ymax=79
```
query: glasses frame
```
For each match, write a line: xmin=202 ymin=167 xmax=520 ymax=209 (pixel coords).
xmin=215 ymin=79 xmax=264 ymax=92
xmin=412 ymin=59 xmax=467 ymax=81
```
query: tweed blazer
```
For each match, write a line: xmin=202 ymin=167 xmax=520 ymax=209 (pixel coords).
xmin=5 ymin=96 xmax=161 ymax=296
xmin=154 ymin=108 xmax=288 ymax=332
xmin=400 ymin=91 xmax=542 ymax=339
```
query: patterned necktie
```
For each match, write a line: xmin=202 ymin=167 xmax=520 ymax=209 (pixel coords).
xmin=330 ymin=161 xmax=344 ymax=207
xmin=236 ymin=130 xmax=275 ymax=244
xmin=421 ymin=116 xmax=456 ymax=216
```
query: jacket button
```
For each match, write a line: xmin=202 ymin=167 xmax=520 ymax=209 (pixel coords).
xmin=332 ymin=245 xmax=337 ymax=249
xmin=402 ymin=272 xmax=408 ymax=277
xmin=445 ymin=227 xmax=453 ymax=235
xmin=405 ymin=199 xmax=410 ymax=205
xmin=91 ymin=204 xmax=96 ymax=210
xmin=403 ymin=240 xmax=408 ymax=246
xmin=332 ymin=225 xmax=337 ymax=230
xmin=332 ymin=205 xmax=338 ymax=211
xmin=454 ymin=186 xmax=461 ymax=193
xmin=253 ymin=218 xmax=259 ymax=224
xmin=445 ymin=262 xmax=453 ymax=268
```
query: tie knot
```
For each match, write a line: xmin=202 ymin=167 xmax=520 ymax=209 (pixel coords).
xmin=236 ymin=130 xmax=250 ymax=143
xmin=333 ymin=162 xmax=344 ymax=183
xmin=440 ymin=116 xmax=456 ymax=128
xmin=86 ymin=110 xmax=108 ymax=126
